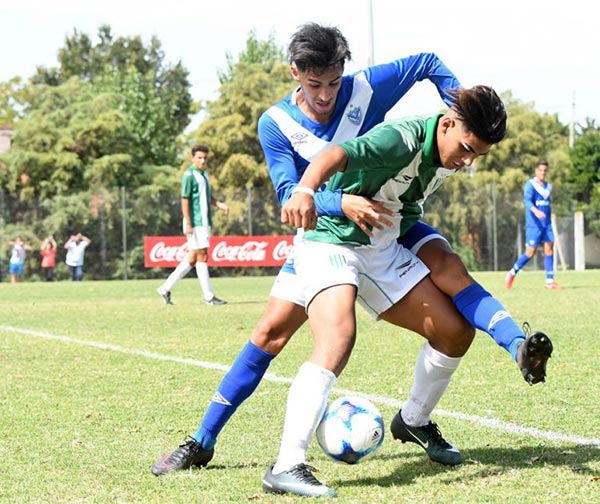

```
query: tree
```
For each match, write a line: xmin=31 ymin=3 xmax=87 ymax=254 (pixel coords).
xmin=35 ymin=25 xmax=194 ymax=166
xmin=188 ymin=30 xmax=292 ymax=237
xmin=569 ymin=126 xmax=600 ymax=234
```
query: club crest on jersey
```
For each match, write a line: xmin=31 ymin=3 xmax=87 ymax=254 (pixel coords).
xmin=347 ymin=105 xmax=362 ymax=125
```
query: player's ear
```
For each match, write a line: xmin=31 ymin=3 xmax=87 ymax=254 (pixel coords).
xmin=290 ymin=63 xmax=300 ymax=82
xmin=440 ymin=115 xmax=453 ymax=135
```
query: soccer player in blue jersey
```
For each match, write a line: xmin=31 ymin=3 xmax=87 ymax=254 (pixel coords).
xmin=151 ymin=24 xmax=550 ymax=481
xmin=506 ymin=160 xmax=563 ymax=290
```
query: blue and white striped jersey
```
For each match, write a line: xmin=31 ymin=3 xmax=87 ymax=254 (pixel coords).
xmin=257 ymin=52 xmax=461 ymax=217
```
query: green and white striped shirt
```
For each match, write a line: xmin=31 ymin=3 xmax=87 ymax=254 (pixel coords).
xmin=304 ymin=114 xmax=456 ymax=247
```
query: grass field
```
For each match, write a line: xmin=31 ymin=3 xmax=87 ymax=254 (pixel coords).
xmin=1 ymin=270 xmax=599 ymax=503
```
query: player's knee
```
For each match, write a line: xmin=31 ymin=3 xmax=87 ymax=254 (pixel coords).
xmin=250 ymin=317 xmax=291 ymax=355
xmin=427 ymin=251 xmax=472 ymax=296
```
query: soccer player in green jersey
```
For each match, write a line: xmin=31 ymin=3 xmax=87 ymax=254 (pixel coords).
xmin=157 ymin=144 xmax=229 ymax=305
xmin=263 ymin=86 xmax=548 ymax=498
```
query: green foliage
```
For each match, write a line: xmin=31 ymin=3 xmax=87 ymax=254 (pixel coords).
xmin=569 ymin=127 xmax=600 ymax=233
xmin=189 ymin=31 xmax=293 ymax=236
xmin=0 ymin=26 xmax=194 ymax=279
xmin=0 ymin=76 xmax=30 ymax=126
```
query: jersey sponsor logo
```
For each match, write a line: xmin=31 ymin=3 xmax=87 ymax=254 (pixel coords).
xmin=347 ymin=105 xmax=362 ymax=125
xmin=211 ymin=391 xmax=232 ymax=406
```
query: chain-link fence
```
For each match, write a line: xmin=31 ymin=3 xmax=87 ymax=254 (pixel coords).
xmin=1 ymin=184 xmax=598 ymax=282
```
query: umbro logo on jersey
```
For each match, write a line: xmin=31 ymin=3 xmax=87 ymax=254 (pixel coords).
xmin=291 ymin=132 xmax=308 ymax=141
xmin=211 ymin=392 xmax=232 ymax=406
xmin=347 ymin=105 xmax=362 ymax=124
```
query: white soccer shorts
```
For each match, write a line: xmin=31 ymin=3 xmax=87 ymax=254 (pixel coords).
xmin=186 ymin=225 xmax=210 ymax=250
xmin=294 ymin=238 xmax=430 ymax=319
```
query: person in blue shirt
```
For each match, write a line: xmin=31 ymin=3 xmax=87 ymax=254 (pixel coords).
xmin=151 ymin=23 xmax=551 ymax=481
xmin=506 ymin=160 xmax=562 ymax=289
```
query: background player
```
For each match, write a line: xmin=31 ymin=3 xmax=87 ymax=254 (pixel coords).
xmin=506 ymin=160 xmax=562 ymax=290
xmin=156 ymin=144 xmax=229 ymax=306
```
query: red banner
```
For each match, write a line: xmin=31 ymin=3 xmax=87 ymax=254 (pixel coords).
xmin=144 ymin=235 xmax=295 ymax=268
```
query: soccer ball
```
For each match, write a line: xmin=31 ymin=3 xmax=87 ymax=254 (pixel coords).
xmin=316 ymin=395 xmax=384 ymax=464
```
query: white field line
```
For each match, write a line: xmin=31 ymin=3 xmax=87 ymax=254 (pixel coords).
xmin=3 ymin=324 xmax=599 ymax=449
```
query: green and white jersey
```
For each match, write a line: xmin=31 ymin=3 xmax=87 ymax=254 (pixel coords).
xmin=181 ymin=165 xmax=212 ymax=227
xmin=304 ymin=114 xmax=456 ymax=247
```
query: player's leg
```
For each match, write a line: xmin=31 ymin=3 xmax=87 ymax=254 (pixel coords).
xmin=402 ymin=223 xmax=527 ymax=359
xmin=157 ymin=251 xmax=194 ymax=304
xmin=408 ymin=223 xmax=552 ymax=383
xmin=265 ymin=241 xmax=360 ymax=498
xmin=380 ymin=274 xmax=471 ymax=466
xmin=152 ymin=266 xmax=307 ymax=476
xmin=543 ymin=226 xmax=562 ymax=289
xmin=507 ymin=226 xmax=541 ymax=288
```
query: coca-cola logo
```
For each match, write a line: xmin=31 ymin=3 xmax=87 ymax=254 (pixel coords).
xmin=273 ymin=240 xmax=294 ymax=261
xmin=149 ymin=241 xmax=189 ymax=263
xmin=212 ymin=241 xmax=268 ymax=262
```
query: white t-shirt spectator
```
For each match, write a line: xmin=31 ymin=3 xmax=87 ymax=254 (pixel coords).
xmin=65 ymin=241 xmax=88 ymax=267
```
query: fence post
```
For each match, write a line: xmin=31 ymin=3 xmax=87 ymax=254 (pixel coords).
xmin=121 ymin=186 xmax=128 ymax=280
xmin=574 ymin=211 xmax=585 ymax=271
xmin=247 ymin=186 xmax=253 ymax=236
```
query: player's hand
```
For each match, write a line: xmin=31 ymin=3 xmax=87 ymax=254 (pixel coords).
xmin=281 ymin=193 xmax=318 ymax=229
xmin=341 ymin=194 xmax=395 ymax=237
xmin=217 ymin=201 xmax=229 ymax=215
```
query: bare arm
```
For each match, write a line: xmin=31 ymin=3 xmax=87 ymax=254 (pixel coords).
xmin=211 ymin=196 xmax=229 ymax=215
xmin=181 ymin=198 xmax=192 ymax=235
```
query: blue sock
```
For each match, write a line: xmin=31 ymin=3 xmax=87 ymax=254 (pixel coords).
xmin=511 ymin=253 xmax=530 ymax=274
xmin=544 ymin=255 xmax=554 ymax=282
xmin=453 ymin=284 xmax=525 ymax=361
xmin=193 ymin=341 xmax=274 ymax=449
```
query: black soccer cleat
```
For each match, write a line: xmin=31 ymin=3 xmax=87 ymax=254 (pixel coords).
xmin=390 ymin=410 xmax=463 ymax=466
xmin=156 ymin=287 xmax=174 ymax=305
xmin=518 ymin=323 xmax=553 ymax=385
xmin=151 ymin=437 xmax=214 ymax=476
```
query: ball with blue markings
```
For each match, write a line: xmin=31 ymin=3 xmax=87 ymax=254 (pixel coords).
xmin=316 ymin=395 xmax=384 ymax=464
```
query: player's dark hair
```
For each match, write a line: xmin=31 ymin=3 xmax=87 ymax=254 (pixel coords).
xmin=191 ymin=144 xmax=209 ymax=156
xmin=450 ymin=86 xmax=507 ymax=144
xmin=537 ymin=160 xmax=549 ymax=167
xmin=288 ymin=23 xmax=352 ymax=73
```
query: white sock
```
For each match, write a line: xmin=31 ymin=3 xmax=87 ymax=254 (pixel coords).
xmin=401 ymin=342 xmax=462 ymax=427
xmin=195 ymin=261 xmax=214 ymax=301
xmin=161 ymin=260 xmax=192 ymax=292
xmin=272 ymin=362 xmax=337 ymax=474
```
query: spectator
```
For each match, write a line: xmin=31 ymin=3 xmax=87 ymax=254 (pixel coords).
xmin=8 ymin=236 xmax=32 ymax=283
xmin=40 ymin=235 xmax=57 ymax=281
xmin=64 ymin=233 xmax=91 ymax=281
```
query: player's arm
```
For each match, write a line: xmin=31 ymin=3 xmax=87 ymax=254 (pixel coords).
xmin=211 ymin=196 xmax=228 ymax=215
xmin=367 ymin=53 xmax=461 ymax=110
xmin=524 ymin=182 xmax=544 ymax=219
xmin=258 ymin=113 xmax=344 ymax=217
xmin=281 ymin=146 xmax=348 ymax=230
